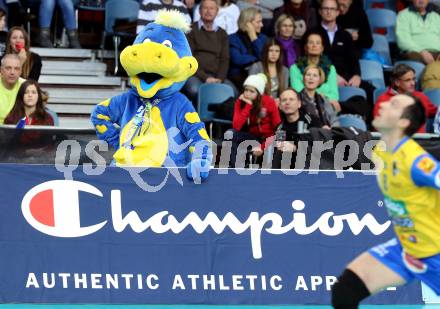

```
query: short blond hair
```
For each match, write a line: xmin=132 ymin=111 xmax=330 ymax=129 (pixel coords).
xmin=238 ymin=7 xmax=261 ymax=32
xmin=274 ymin=14 xmax=295 ymax=37
xmin=303 ymin=64 xmax=326 ymax=85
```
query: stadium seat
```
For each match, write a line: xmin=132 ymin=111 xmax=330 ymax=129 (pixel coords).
xmin=371 ymin=34 xmax=392 ymax=66
xmin=373 ymin=87 xmax=387 ymax=104
xmin=338 ymin=86 xmax=367 ymax=102
xmin=364 ymin=0 xmax=396 ymax=10
xmin=338 ymin=114 xmax=368 ymax=131
xmin=45 ymin=108 xmax=59 ymax=126
xmin=197 ymin=83 xmax=235 ymax=138
xmin=366 ymin=8 xmax=397 ymax=43
xmin=394 ymin=60 xmax=426 ymax=90
xmin=425 ymin=89 xmax=440 ymax=107
xmin=102 ymin=0 xmax=139 ymax=74
xmin=359 ymin=59 xmax=385 ymax=89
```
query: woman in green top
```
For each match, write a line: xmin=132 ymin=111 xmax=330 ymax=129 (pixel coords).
xmin=289 ymin=30 xmax=339 ymax=106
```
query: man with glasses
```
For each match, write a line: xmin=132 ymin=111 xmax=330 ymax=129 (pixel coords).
xmin=374 ymin=63 xmax=436 ymax=133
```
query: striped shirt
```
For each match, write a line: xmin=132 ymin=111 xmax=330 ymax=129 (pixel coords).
xmin=137 ymin=0 xmax=192 ymax=34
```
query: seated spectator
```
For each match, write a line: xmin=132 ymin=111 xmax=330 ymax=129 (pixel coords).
xmin=396 ymin=0 xmax=440 ymax=64
xmin=374 ymin=64 xmax=437 ymax=132
xmin=0 ymin=54 xmax=24 ymax=124
xmin=236 ymin=0 xmax=283 ymax=35
xmin=274 ymin=0 xmax=318 ymax=30
xmin=137 ymin=0 xmax=192 ymax=34
xmin=4 ymin=27 xmax=42 ymax=81
xmin=4 ymin=79 xmax=54 ymax=126
xmin=228 ymin=7 xmax=267 ymax=90
xmin=336 ymin=0 xmax=373 ymax=58
xmin=290 ymin=31 xmax=339 ymax=102
xmin=229 ymin=73 xmax=281 ymax=166
xmin=192 ymin=0 xmax=240 ymax=35
xmin=274 ymin=14 xmax=301 ymax=68
xmin=313 ymin=0 xmax=362 ymax=89
xmin=0 ymin=8 xmax=7 ymax=55
xmin=184 ymin=0 xmax=234 ymax=104
xmin=272 ymin=87 xmax=324 ymax=168
xmin=299 ymin=64 xmax=339 ymax=127
xmin=38 ymin=0 xmax=81 ymax=48
xmin=249 ymin=38 xmax=289 ymax=101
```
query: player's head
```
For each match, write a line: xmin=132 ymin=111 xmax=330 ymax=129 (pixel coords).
xmin=372 ymin=94 xmax=425 ymax=136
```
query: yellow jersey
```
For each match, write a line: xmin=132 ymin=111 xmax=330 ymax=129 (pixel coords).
xmin=374 ymin=137 xmax=440 ymax=258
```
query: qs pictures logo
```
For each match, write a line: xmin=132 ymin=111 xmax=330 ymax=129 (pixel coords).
xmin=21 ymin=180 xmax=107 ymax=237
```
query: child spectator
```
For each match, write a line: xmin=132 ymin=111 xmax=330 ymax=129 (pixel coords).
xmin=249 ymin=38 xmax=289 ymax=101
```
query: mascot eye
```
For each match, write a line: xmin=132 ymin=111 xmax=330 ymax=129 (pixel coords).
xmin=143 ymin=38 xmax=151 ymax=43
xmin=162 ymin=40 xmax=172 ymax=48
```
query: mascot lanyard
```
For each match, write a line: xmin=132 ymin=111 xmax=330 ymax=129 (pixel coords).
xmin=122 ymin=98 xmax=161 ymax=149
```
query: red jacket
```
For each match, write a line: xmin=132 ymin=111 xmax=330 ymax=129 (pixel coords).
xmin=374 ymin=88 xmax=437 ymax=133
xmin=233 ymin=95 xmax=281 ymax=148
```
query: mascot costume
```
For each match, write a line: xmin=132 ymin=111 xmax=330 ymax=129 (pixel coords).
xmin=91 ymin=10 xmax=212 ymax=183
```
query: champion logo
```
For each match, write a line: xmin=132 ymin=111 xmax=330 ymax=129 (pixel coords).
xmin=21 ymin=180 xmax=107 ymax=237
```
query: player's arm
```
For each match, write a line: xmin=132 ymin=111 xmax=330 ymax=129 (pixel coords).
xmin=410 ymin=154 xmax=440 ymax=189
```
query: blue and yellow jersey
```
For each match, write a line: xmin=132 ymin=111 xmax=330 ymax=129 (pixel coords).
xmin=373 ymin=137 xmax=440 ymax=258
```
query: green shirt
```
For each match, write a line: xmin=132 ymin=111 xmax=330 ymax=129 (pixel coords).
xmin=0 ymin=78 xmax=24 ymax=124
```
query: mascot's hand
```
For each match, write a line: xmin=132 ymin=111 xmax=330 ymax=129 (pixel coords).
xmin=186 ymin=158 xmax=210 ymax=184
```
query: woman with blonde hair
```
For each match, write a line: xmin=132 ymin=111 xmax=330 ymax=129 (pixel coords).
xmin=228 ymin=7 xmax=268 ymax=89
xmin=299 ymin=64 xmax=338 ymax=127
xmin=274 ymin=14 xmax=300 ymax=68
xmin=5 ymin=27 xmax=42 ymax=81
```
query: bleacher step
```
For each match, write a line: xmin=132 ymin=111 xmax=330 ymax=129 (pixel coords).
xmin=39 ymin=75 xmax=122 ymax=86
xmin=46 ymin=87 xmax=123 ymax=104
xmin=42 ymin=61 xmax=107 ymax=76
xmin=31 ymin=47 xmax=115 ymax=59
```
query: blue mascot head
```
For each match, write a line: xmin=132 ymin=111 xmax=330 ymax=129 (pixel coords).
xmin=120 ymin=10 xmax=198 ymax=99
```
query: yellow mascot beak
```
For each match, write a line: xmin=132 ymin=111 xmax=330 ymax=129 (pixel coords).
xmin=120 ymin=41 xmax=198 ymax=98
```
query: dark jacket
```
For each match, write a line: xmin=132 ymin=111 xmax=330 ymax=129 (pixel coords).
xmin=311 ymin=25 xmax=361 ymax=81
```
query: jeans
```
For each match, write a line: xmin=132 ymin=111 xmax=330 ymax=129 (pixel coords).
xmin=39 ymin=0 xmax=76 ymax=30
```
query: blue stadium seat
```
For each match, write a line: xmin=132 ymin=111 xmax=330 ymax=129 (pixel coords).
xmin=45 ymin=108 xmax=59 ymax=126
xmin=394 ymin=60 xmax=426 ymax=90
xmin=338 ymin=114 xmax=367 ymax=131
xmin=364 ymin=0 xmax=396 ymax=10
xmin=359 ymin=59 xmax=385 ymax=89
xmin=372 ymin=34 xmax=391 ymax=66
xmin=425 ymin=89 xmax=440 ymax=107
xmin=102 ymin=0 xmax=139 ymax=74
xmin=197 ymin=83 xmax=235 ymax=138
xmin=338 ymin=86 xmax=367 ymax=102
xmin=366 ymin=8 xmax=397 ymax=43
xmin=373 ymin=87 xmax=387 ymax=104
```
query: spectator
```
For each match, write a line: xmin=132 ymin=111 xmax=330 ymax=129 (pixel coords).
xmin=4 ymin=0 xmax=25 ymax=28
xmin=228 ymin=7 xmax=267 ymax=90
xmin=273 ymin=0 xmax=318 ymax=31
xmin=313 ymin=0 xmax=362 ymax=89
xmin=374 ymin=64 xmax=437 ymax=132
xmin=0 ymin=8 xmax=7 ymax=55
xmin=137 ymin=0 xmax=192 ymax=34
xmin=192 ymin=0 xmax=240 ymax=35
xmin=229 ymin=73 xmax=281 ymax=166
xmin=274 ymin=14 xmax=301 ymax=68
xmin=38 ymin=0 xmax=81 ymax=48
xmin=0 ymin=54 xmax=24 ymax=124
xmin=290 ymin=31 xmax=339 ymax=102
xmin=299 ymin=63 xmax=338 ymax=127
xmin=336 ymin=0 xmax=373 ymax=58
xmin=236 ymin=0 xmax=283 ymax=35
xmin=4 ymin=27 xmax=41 ymax=81
xmin=4 ymin=79 xmax=54 ymax=125
xmin=396 ymin=0 xmax=440 ymax=64
xmin=249 ymin=38 xmax=289 ymax=100
xmin=184 ymin=0 xmax=233 ymax=104
xmin=272 ymin=87 xmax=324 ymax=168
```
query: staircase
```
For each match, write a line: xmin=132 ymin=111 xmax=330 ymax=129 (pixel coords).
xmin=32 ymin=47 xmax=125 ymax=128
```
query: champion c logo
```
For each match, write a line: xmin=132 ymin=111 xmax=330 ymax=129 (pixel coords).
xmin=21 ymin=180 xmax=107 ymax=237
